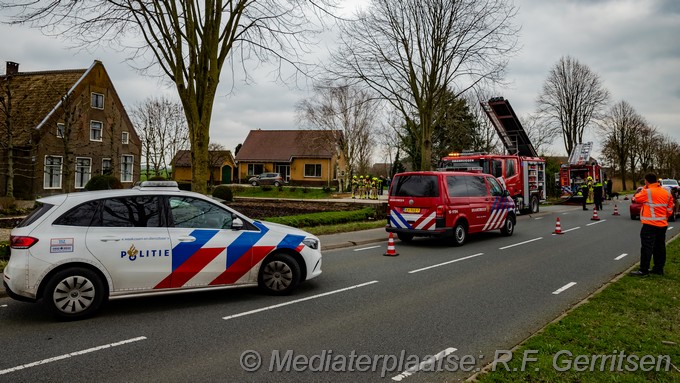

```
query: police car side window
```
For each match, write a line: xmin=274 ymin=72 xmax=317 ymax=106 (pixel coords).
xmin=486 ymin=177 xmax=504 ymax=196
xmin=169 ymin=196 xmax=233 ymax=229
xmin=100 ymin=196 xmax=161 ymax=227
xmin=53 ymin=200 xmax=100 ymax=226
xmin=466 ymin=176 xmax=488 ymax=197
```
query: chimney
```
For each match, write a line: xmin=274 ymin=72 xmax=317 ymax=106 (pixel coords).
xmin=6 ymin=61 xmax=19 ymax=75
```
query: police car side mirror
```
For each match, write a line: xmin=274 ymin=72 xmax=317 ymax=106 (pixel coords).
xmin=232 ymin=217 xmax=244 ymax=230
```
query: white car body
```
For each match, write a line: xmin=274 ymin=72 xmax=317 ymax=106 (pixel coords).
xmin=3 ymin=182 xmax=322 ymax=320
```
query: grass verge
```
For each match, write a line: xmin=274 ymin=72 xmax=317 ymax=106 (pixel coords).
xmin=299 ymin=220 xmax=385 ymax=236
xmin=229 ymin=185 xmax=335 ymax=199
xmin=473 ymin=235 xmax=680 ymax=383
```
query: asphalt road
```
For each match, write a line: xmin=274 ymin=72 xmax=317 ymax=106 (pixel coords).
xmin=0 ymin=201 xmax=672 ymax=382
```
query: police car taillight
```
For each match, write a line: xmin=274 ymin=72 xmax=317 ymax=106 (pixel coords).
xmin=10 ymin=236 xmax=39 ymax=249
xmin=436 ymin=205 xmax=445 ymax=219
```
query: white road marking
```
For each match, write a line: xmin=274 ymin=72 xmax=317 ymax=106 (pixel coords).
xmin=534 ymin=217 xmax=544 ymax=220
xmin=614 ymin=253 xmax=628 ymax=261
xmin=552 ymin=282 xmax=577 ymax=295
xmin=0 ymin=304 xmax=7 ymax=308
xmin=669 ymin=226 xmax=674 ymax=231
xmin=354 ymin=245 xmax=381 ymax=252
xmin=586 ymin=219 xmax=606 ymax=226
xmin=391 ymin=347 xmax=457 ymax=381
xmin=559 ymin=226 xmax=581 ymax=234
xmin=223 ymin=281 xmax=379 ymax=320
xmin=0 ymin=336 xmax=147 ymax=375
xmin=408 ymin=253 xmax=483 ymax=274
xmin=499 ymin=237 xmax=542 ymax=250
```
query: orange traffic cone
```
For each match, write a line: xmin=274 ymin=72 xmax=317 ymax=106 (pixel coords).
xmin=553 ymin=217 xmax=564 ymax=235
xmin=591 ymin=207 xmax=601 ymax=221
xmin=612 ymin=205 xmax=620 ymax=216
xmin=384 ymin=233 xmax=400 ymax=256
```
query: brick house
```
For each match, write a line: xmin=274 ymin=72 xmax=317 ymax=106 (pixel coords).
xmin=171 ymin=149 xmax=235 ymax=185
xmin=235 ymin=129 xmax=343 ymax=187
xmin=0 ymin=60 xmax=141 ymax=199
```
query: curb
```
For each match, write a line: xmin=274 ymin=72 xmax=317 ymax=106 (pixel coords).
xmin=323 ymin=237 xmax=386 ymax=251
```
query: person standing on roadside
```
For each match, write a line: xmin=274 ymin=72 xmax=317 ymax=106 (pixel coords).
xmin=630 ymin=173 xmax=674 ymax=276
xmin=593 ymin=179 xmax=604 ymax=211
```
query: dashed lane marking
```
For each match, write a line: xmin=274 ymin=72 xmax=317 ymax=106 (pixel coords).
xmin=586 ymin=219 xmax=606 ymax=226
xmin=552 ymin=282 xmax=577 ymax=295
xmin=499 ymin=237 xmax=542 ymax=250
xmin=354 ymin=245 xmax=381 ymax=252
xmin=614 ymin=253 xmax=628 ymax=260
xmin=408 ymin=253 xmax=483 ymax=274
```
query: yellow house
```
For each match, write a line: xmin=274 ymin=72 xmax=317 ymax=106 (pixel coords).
xmin=171 ymin=149 xmax=235 ymax=185
xmin=235 ymin=130 xmax=343 ymax=187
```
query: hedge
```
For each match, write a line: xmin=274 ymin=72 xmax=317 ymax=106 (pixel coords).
xmin=262 ymin=207 xmax=377 ymax=228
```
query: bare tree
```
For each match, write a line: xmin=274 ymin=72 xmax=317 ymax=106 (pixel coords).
xmin=598 ymin=100 xmax=645 ymax=190
xmin=3 ymin=0 xmax=337 ymax=194
xmin=296 ymin=82 xmax=378 ymax=189
xmin=537 ymin=56 xmax=610 ymax=156
xmin=462 ymin=91 xmax=501 ymax=155
xmin=519 ymin=113 xmax=561 ymax=156
xmin=330 ymin=0 xmax=519 ymax=170
xmin=0 ymin=74 xmax=25 ymax=197
xmin=654 ymin=135 xmax=680 ymax=180
xmin=629 ymin=124 xmax=659 ymax=185
xmin=131 ymin=97 xmax=188 ymax=179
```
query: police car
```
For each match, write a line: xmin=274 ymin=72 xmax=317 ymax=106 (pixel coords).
xmin=3 ymin=181 xmax=322 ymax=320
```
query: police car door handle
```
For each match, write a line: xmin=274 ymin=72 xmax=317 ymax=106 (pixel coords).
xmin=100 ymin=236 xmax=121 ymax=242
xmin=177 ymin=236 xmax=196 ymax=242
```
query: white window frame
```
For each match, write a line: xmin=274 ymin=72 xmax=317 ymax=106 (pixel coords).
xmin=247 ymin=163 xmax=264 ymax=176
xmin=91 ymin=92 xmax=104 ymax=109
xmin=90 ymin=120 xmax=103 ymax=142
xmin=122 ymin=131 xmax=129 ymax=144
xmin=75 ymin=157 xmax=92 ymax=189
xmin=44 ymin=155 xmax=63 ymax=189
xmin=304 ymin=163 xmax=322 ymax=178
xmin=102 ymin=158 xmax=112 ymax=175
xmin=56 ymin=123 xmax=65 ymax=138
xmin=121 ymin=155 xmax=134 ymax=183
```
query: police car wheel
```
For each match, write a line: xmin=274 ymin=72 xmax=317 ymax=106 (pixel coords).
xmin=452 ymin=222 xmax=467 ymax=246
xmin=259 ymin=253 xmax=301 ymax=295
xmin=501 ymin=216 xmax=514 ymax=236
xmin=43 ymin=267 xmax=106 ymax=321
xmin=530 ymin=196 xmax=539 ymax=214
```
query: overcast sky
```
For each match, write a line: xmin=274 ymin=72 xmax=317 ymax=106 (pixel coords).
xmin=1 ymin=0 xmax=678 ymax=161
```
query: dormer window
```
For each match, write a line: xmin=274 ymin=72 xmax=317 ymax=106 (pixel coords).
xmin=91 ymin=92 xmax=104 ymax=109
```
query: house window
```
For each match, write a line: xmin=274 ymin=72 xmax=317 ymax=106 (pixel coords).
xmin=56 ymin=123 xmax=65 ymax=138
xmin=304 ymin=164 xmax=322 ymax=178
xmin=247 ymin=164 xmax=264 ymax=176
xmin=102 ymin=158 xmax=112 ymax=175
xmin=121 ymin=155 xmax=134 ymax=182
xmin=44 ymin=156 xmax=63 ymax=189
xmin=91 ymin=92 xmax=104 ymax=109
xmin=75 ymin=157 xmax=92 ymax=189
xmin=122 ymin=131 xmax=129 ymax=144
xmin=90 ymin=120 xmax=103 ymax=141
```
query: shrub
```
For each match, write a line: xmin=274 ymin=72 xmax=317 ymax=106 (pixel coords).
xmin=0 ymin=241 xmax=8 ymax=261
xmin=212 ymin=185 xmax=234 ymax=202
xmin=84 ymin=175 xmax=123 ymax=191
xmin=177 ymin=182 xmax=192 ymax=191
xmin=264 ymin=207 xmax=377 ymax=228
xmin=148 ymin=175 xmax=167 ymax=181
xmin=261 ymin=185 xmax=273 ymax=192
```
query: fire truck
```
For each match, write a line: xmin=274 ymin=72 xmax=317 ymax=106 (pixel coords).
xmin=557 ymin=141 xmax=604 ymax=202
xmin=438 ymin=97 xmax=546 ymax=213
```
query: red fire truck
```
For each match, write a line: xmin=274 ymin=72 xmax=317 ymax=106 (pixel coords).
xmin=438 ymin=97 xmax=546 ymax=213
xmin=557 ymin=141 xmax=604 ymax=202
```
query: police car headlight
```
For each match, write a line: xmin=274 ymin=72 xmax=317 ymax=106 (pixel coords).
xmin=302 ymin=238 xmax=319 ymax=250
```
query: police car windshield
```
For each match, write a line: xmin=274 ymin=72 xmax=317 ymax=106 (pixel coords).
xmin=391 ymin=175 xmax=440 ymax=197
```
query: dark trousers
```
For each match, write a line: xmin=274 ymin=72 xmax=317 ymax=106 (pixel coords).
xmin=640 ymin=224 xmax=667 ymax=273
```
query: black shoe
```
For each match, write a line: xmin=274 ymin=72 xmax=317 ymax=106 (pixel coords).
xmin=583 ymin=207 xmax=588 ymax=210
xmin=650 ymin=270 xmax=664 ymax=275
xmin=629 ymin=270 xmax=649 ymax=277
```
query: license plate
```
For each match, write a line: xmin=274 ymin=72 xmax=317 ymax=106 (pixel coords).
xmin=403 ymin=208 xmax=420 ymax=213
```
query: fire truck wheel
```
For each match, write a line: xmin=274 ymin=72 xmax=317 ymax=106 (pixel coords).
xmin=452 ymin=222 xmax=467 ymax=246
xmin=530 ymin=195 xmax=540 ymax=214
xmin=397 ymin=233 xmax=414 ymax=242
xmin=501 ymin=215 xmax=515 ymax=236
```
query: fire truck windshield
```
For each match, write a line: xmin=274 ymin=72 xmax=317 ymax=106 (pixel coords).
xmin=438 ymin=158 xmax=489 ymax=174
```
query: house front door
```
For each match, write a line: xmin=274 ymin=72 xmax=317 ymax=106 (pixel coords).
xmin=276 ymin=165 xmax=290 ymax=182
